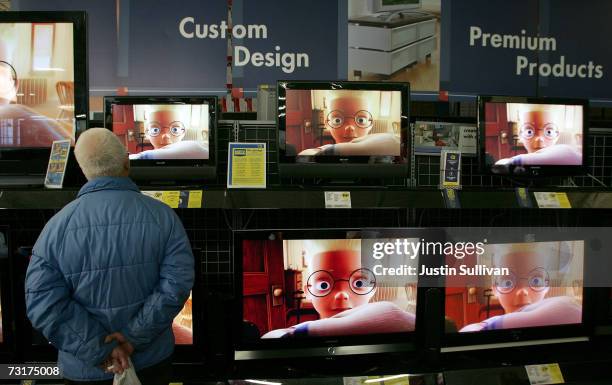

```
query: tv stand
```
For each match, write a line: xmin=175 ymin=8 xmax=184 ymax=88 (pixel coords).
xmin=348 ymin=13 xmax=437 ymax=78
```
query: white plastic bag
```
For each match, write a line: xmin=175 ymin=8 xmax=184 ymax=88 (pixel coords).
xmin=112 ymin=358 xmax=142 ymax=385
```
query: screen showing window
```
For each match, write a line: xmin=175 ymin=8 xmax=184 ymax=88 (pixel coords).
xmin=0 ymin=22 xmax=75 ymax=147
xmin=111 ymin=103 xmax=210 ymax=160
xmin=445 ymin=241 xmax=583 ymax=333
xmin=484 ymin=102 xmax=584 ymax=169
xmin=242 ymin=238 xmax=417 ymax=340
xmin=284 ymin=89 xmax=402 ymax=157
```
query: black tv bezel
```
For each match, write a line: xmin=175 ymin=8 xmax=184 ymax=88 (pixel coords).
xmin=233 ymin=227 xmax=443 ymax=361
xmin=442 ymin=229 xmax=594 ymax=350
xmin=103 ymin=95 xmax=218 ymax=182
xmin=478 ymin=95 xmax=588 ymax=177
xmin=0 ymin=11 xmax=88 ymax=177
xmin=277 ymin=80 xmax=410 ymax=179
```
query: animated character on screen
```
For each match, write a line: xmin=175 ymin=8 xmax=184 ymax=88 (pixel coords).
xmin=298 ymin=90 xmax=401 ymax=157
xmin=0 ymin=39 xmax=72 ymax=146
xmin=459 ymin=242 xmax=582 ymax=332
xmin=262 ymin=239 xmax=414 ymax=338
xmin=494 ymin=104 xmax=581 ymax=168
xmin=129 ymin=105 xmax=208 ymax=160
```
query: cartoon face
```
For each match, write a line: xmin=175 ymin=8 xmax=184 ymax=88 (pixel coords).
xmin=146 ymin=110 xmax=187 ymax=149
xmin=326 ymin=96 xmax=373 ymax=144
xmin=518 ymin=110 xmax=561 ymax=153
xmin=492 ymin=249 xmax=550 ymax=313
xmin=305 ymin=249 xmax=376 ymax=318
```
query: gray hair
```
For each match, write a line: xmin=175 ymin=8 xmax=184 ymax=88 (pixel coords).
xmin=74 ymin=127 xmax=128 ymax=180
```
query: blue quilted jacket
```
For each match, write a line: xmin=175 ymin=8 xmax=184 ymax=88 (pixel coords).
xmin=25 ymin=177 xmax=194 ymax=381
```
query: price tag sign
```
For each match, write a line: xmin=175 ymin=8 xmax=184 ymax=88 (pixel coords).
xmin=534 ymin=192 xmax=571 ymax=209
xmin=525 ymin=363 xmax=565 ymax=385
xmin=187 ymin=190 xmax=203 ymax=208
xmin=142 ymin=191 xmax=181 ymax=208
xmin=440 ymin=150 xmax=461 ymax=189
xmin=325 ymin=191 xmax=351 ymax=208
xmin=227 ymin=142 xmax=267 ymax=189
xmin=44 ymin=139 xmax=71 ymax=189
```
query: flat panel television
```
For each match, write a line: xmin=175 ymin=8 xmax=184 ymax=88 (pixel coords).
xmin=104 ymin=96 xmax=217 ymax=183
xmin=443 ymin=227 xmax=593 ymax=351
xmin=234 ymin=228 xmax=444 ymax=361
xmin=0 ymin=12 xmax=88 ymax=178
xmin=479 ymin=96 xmax=587 ymax=176
xmin=278 ymin=81 xmax=410 ymax=180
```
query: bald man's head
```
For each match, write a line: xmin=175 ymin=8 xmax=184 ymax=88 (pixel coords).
xmin=74 ymin=128 xmax=129 ymax=180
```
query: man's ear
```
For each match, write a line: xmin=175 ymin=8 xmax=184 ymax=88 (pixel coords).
xmin=123 ymin=156 xmax=130 ymax=175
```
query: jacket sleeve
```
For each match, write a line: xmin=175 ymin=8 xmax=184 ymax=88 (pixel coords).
xmin=120 ymin=211 xmax=195 ymax=350
xmin=25 ymin=253 xmax=118 ymax=367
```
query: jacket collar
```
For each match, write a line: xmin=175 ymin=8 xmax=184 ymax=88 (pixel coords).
xmin=77 ymin=177 xmax=140 ymax=198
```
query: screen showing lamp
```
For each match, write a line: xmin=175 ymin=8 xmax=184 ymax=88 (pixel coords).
xmin=111 ymin=103 xmax=210 ymax=160
xmin=284 ymin=89 xmax=402 ymax=157
xmin=0 ymin=22 xmax=75 ymax=147
xmin=242 ymin=238 xmax=417 ymax=340
xmin=484 ymin=102 xmax=583 ymax=169
xmin=445 ymin=241 xmax=583 ymax=333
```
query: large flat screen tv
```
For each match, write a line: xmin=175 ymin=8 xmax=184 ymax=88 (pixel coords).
xmin=278 ymin=81 xmax=410 ymax=180
xmin=234 ymin=228 xmax=444 ymax=361
xmin=104 ymin=96 xmax=217 ymax=184
xmin=0 ymin=11 xmax=88 ymax=179
xmin=479 ymin=96 xmax=587 ymax=177
xmin=443 ymin=227 xmax=593 ymax=351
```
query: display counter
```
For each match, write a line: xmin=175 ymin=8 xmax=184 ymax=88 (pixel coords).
xmin=0 ymin=187 xmax=611 ymax=210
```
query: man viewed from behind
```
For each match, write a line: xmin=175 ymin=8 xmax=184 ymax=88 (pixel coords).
xmin=25 ymin=127 xmax=194 ymax=384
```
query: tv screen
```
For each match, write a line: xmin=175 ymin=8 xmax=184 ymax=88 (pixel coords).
xmin=445 ymin=240 xmax=584 ymax=333
xmin=110 ymin=103 xmax=210 ymax=161
xmin=284 ymin=89 xmax=402 ymax=157
xmin=480 ymin=96 xmax=587 ymax=176
xmin=104 ymin=96 xmax=217 ymax=182
xmin=278 ymin=81 xmax=410 ymax=179
xmin=0 ymin=12 xmax=87 ymax=178
xmin=173 ymin=290 xmax=193 ymax=345
xmin=0 ymin=21 xmax=76 ymax=147
xmin=235 ymin=229 xmax=438 ymax=360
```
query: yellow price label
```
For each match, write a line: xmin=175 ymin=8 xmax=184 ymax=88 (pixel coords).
xmin=525 ymin=363 xmax=565 ymax=384
xmin=187 ymin=190 xmax=203 ymax=208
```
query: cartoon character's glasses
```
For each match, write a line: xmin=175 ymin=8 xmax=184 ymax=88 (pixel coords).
xmin=145 ymin=121 xmax=186 ymax=137
xmin=326 ymin=110 xmax=373 ymax=130
xmin=306 ymin=268 xmax=376 ymax=297
xmin=494 ymin=267 xmax=550 ymax=294
xmin=519 ymin=123 xmax=559 ymax=140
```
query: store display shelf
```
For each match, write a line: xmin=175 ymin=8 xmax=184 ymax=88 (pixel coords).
xmin=0 ymin=187 xmax=612 ymax=209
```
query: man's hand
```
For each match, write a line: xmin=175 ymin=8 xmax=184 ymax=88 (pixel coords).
xmin=105 ymin=332 xmax=134 ymax=355
xmin=104 ymin=344 xmax=131 ymax=375
xmin=100 ymin=332 xmax=135 ymax=374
